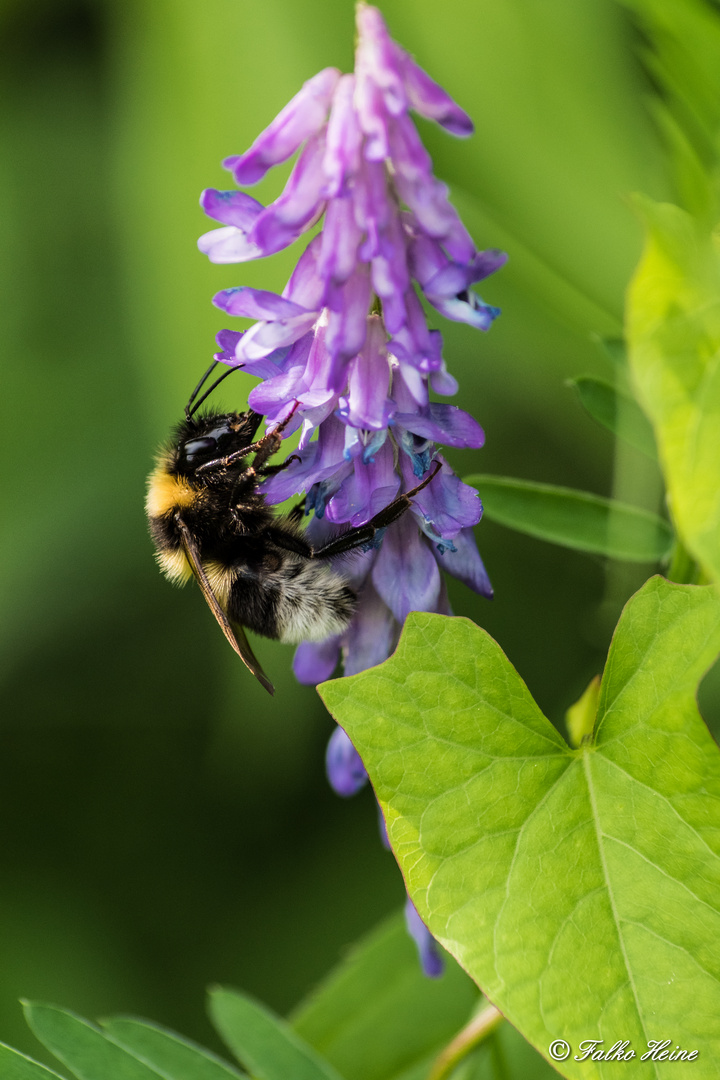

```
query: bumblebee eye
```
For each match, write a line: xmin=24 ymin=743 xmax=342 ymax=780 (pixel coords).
xmin=206 ymin=421 xmax=236 ymax=454
xmin=182 ymin=436 xmax=217 ymax=464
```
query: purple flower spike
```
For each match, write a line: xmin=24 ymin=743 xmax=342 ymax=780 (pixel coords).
xmin=404 ymin=898 xmax=445 ymax=978
xmin=198 ymin=3 xmax=505 ymax=978
xmin=326 ymin=726 xmax=368 ymax=797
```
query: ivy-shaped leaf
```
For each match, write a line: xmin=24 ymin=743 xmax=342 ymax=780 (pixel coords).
xmin=319 ymin=578 xmax=720 ymax=1078
xmin=626 ymin=197 xmax=720 ymax=582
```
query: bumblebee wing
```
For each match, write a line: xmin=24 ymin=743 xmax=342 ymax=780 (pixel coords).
xmin=174 ymin=514 xmax=275 ymax=695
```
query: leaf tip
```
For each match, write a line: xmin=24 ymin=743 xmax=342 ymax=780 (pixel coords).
xmin=566 ymin=674 xmax=601 ymax=748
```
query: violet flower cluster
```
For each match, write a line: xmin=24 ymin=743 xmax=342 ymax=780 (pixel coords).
xmin=198 ymin=3 xmax=504 ymax=976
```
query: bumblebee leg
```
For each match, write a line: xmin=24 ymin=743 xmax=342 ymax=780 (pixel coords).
xmin=197 ymin=402 xmax=301 ymax=475
xmin=265 ymin=527 xmax=313 ymax=556
xmin=229 ymin=454 xmax=301 ymax=506
xmin=258 ymin=454 xmax=301 ymax=478
xmin=286 ymin=496 xmax=307 ymax=523
xmin=308 ymin=461 xmax=442 ymax=560
xmin=261 ymin=498 xmax=309 ymax=554
xmin=196 ymin=431 xmax=280 ymax=474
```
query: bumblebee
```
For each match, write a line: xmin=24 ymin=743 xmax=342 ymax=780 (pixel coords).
xmin=146 ymin=364 xmax=439 ymax=694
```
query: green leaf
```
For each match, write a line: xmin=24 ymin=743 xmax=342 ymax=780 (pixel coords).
xmin=101 ymin=1017 xmax=246 ymax=1080
xmin=290 ymin=911 xmax=477 ymax=1080
xmin=464 ymin=474 xmax=673 ymax=561
xmin=626 ymin=196 xmax=720 ymax=582
xmin=23 ymin=1004 xmax=163 ymax=1080
xmin=568 ymin=376 xmax=658 ymax=459
xmin=319 ymin=578 xmax=720 ymax=1078
xmin=208 ymin=989 xmax=344 ymax=1080
xmin=0 ymin=1042 xmax=68 ymax=1080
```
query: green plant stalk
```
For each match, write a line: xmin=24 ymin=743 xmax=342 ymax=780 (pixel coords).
xmin=428 ymin=1003 xmax=504 ymax=1080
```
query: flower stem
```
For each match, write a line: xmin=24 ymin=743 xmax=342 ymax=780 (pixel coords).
xmin=428 ymin=1002 xmax=504 ymax=1080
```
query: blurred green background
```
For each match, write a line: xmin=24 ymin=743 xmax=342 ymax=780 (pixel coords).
xmin=1 ymin=0 xmax=718 ymax=1062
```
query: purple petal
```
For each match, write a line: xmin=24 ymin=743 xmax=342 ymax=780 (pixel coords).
xmin=323 ymin=74 xmax=362 ymax=197
xmin=429 ymin=361 xmax=458 ymax=396
xmin=300 ymin=319 xmax=348 ymax=399
xmin=395 ymin=363 xmax=430 ymax=407
xmin=283 ymin=235 xmax=326 ymax=310
xmin=355 ymin=5 xmax=407 ymax=118
xmin=233 ymin=312 xmax=319 ymax=362
xmin=391 ymin=363 xmax=429 ymax=411
xmin=435 ymin=576 xmax=453 ymax=616
xmin=200 ymin=189 xmax=264 ymax=228
xmin=404 ymin=209 xmax=476 ymax=270
xmin=233 ymin=332 xmax=309 ymax=380
xmin=326 ymin=726 xmax=368 ymax=797
xmin=406 ymin=228 xmax=448 ymax=289
xmin=213 ymin=286 xmax=311 ymax=321
xmin=423 ymin=249 xmax=508 ymax=297
xmin=433 ymin=525 xmax=493 ymax=598
xmin=197 ymin=225 xmax=263 ymax=264
xmin=293 ymin=636 xmax=341 ymax=685
xmin=389 ymin=117 xmax=461 ymax=240
xmin=343 ymin=578 xmax=399 ymax=676
xmin=354 ymin=72 xmax=390 ymax=161
xmin=325 ymin=263 xmax=372 ymax=362
xmin=403 ymin=457 xmax=482 ymax=537
xmin=223 ymin=67 xmax=340 ymax=185
xmin=214 ymin=328 xmax=244 ymax=363
xmin=394 ymin=403 xmax=484 ymax=448
xmin=319 ymin=195 xmax=363 ymax=286
xmin=356 ymin=159 xmax=392 ymax=261
xmin=429 ymin=291 xmax=501 ymax=331
xmin=388 ymin=289 xmax=443 ymax=373
xmin=372 ymin=512 xmax=441 ymax=623
xmin=337 ymin=315 xmax=394 ymax=430
xmin=359 ymin=427 xmax=389 ymax=464
xmin=248 ymin=363 xmax=306 ymax=414
xmin=442 ymin=216 xmax=478 ymax=264
xmin=396 ymin=46 xmax=473 ymax=137
xmin=370 ymin=213 xmax=411 ymax=333
xmin=394 ymin=172 xmax=459 ymax=245
xmin=249 ymin=133 xmax=328 ymax=256
xmin=263 ymin=413 xmax=349 ymax=504
xmin=387 ymin=112 xmax=432 ymax=182
xmin=261 ymin=443 xmax=320 ymax=503
xmin=326 ymin=438 xmax=400 ymax=526
xmin=397 ymin=427 xmax=432 ymax=478
xmin=404 ymin=898 xmax=445 ymax=978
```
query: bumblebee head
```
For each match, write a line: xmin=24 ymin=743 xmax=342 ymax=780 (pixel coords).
xmin=173 ymin=409 xmax=263 ymax=476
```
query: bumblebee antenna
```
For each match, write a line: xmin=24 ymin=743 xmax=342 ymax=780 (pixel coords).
xmin=185 ymin=362 xmax=219 ymax=419
xmin=188 ymin=365 xmax=243 ymax=417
